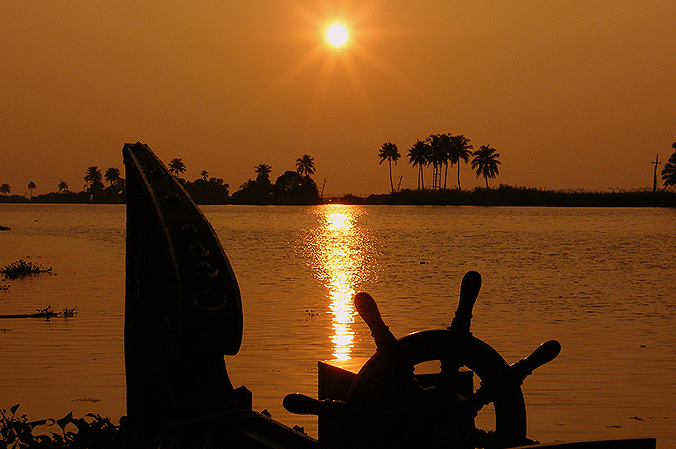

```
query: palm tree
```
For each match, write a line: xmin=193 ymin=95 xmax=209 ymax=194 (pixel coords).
xmin=243 ymin=164 xmax=273 ymax=203
xmin=471 ymin=145 xmax=501 ymax=188
xmin=379 ymin=142 xmax=401 ymax=193
xmin=168 ymin=158 xmax=186 ymax=178
xmin=662 ymin=144 xmax=676 ymax=188
xmin=408 ymin=140 xmax=430 ymax=190
xmin=254 ymin=163 xmax=272 ymax=181
xmin=440 ymin=134 xmax=455 ymax=189
xmin=27 ymin=181 xmax=36 ymax=199
xmin=426 ymin=135 xmax=447 ymax=190
xmin=57 ymin=181 xmax=69 ymax=193
xmin=200 ymin=170 xmax=209 ymax=180
xmin=84 ymin=166 xmax=102 ymax=187
xmin=104 ymin=167 xmax=122 ymax=186
xmin=0 ymin=184 xmax=10 ymax=195
xmin=295 ymin=155 xmax=316 ymax=178
xmin=449 ymin=134 xmax=473 ymax=191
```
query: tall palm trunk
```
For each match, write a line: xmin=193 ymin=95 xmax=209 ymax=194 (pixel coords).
xmin=438 ymin=165 xmax=442 ymax=190
xmin=457 ymin=164 xmax=462 ymax=191
xmin=389 ymin=160 xmax=394 ymax=193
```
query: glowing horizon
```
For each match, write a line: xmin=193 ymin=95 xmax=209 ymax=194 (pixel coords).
xmin=1 ymin=2 xmax=673 ymax=196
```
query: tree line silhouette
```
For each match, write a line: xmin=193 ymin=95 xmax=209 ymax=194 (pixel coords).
xmin=230 ymin=155 xmax=319 ymax=204
xmin=0 ymin=154 xmax=321 ymax=205
xmin=0 ymin=166 xmax=128 ymax=203
xmin=378 ymin=134 xmax=502 ymax=193
xmin=1 ymin=142 xmax=675 ymax=205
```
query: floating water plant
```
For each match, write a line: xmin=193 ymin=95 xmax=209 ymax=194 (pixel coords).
xmin=34 ymin=306 xmax=58 ymax=319
xmin=0 ymin=306 xmax=76 ymax=320
xmin=0 ymin=404 xmax=126 ymax=448
xmin=1 ymin=259 xmax=52 ymax=279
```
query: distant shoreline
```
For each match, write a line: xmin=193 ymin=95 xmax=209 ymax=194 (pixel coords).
xmin=1 ymin=185 xmax=675 ymax=207
xmin=349 ymin=186 xmax=676 ymax=207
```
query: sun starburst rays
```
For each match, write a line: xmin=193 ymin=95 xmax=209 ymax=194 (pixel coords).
xmin=243 ymin=1 xmax=418 ymax=147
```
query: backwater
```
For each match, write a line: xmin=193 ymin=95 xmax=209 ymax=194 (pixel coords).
xmin=0 ymin=204 xmax=674 ymax=445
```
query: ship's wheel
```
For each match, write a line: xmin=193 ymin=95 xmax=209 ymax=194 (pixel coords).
xmin=285 ymin=271 xmax=560 ymax=449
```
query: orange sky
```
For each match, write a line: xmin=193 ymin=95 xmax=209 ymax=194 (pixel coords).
xmin=1 ymin=1 xmax=675 ymax=196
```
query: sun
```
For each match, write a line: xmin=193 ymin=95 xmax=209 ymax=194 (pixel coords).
xmin=246 ymin=3 xmax=417 ymax=149
xmin=326 ymin=24 xmax=348 ymax=47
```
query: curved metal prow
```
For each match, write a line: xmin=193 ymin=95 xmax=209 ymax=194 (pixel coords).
xmin=124 ymin=142 xmax=244 ymax=448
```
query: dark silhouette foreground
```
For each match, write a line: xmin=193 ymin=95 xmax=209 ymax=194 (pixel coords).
xmin=120 ymin=142 xmax=656 ymax=449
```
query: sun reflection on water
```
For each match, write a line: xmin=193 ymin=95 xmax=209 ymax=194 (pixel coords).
xmin=306 ymin=205 xmax=375 ymax=360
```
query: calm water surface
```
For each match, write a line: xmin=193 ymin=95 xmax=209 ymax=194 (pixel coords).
xmin=0 ymin=204 xmax=674 ymax=446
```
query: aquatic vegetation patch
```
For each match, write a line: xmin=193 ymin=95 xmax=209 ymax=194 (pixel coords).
xmin=34 ymin=306 xmax=58 ymax=319
xmin=37 ymin=306 xmax=77 ymax=319
xmin=0 ymin=404 xmax=126 ymax=448
xmin=61 ymin=308 xmax=76 ymax=318
xmin=0 ymin=306 xmax=76 ymax=320
xmin=1 ymin=260 xmax=52 ymax=279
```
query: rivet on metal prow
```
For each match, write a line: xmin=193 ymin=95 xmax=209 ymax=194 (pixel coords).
xmin=189 ymin=243 xmax=209 ymax=257
xmin=195 ymin=260 xmax=219 ymax=278
xmin=194 ymin=287 xmax=227 ymax=311
xmin=181 ymin=224 xmax=198 ymax=235
xmin=166 ymin=192 xmax=181 ymax=203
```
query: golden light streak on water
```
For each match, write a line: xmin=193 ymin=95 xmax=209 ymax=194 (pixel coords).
xmin=307 ymin=205 xmax=373 ymax=360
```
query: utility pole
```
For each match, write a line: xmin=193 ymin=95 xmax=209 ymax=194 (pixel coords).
xmin=652 ymin=154 xmax=661 ymax=192
xmin=320 ymin=178 xmax=327 ymax=199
